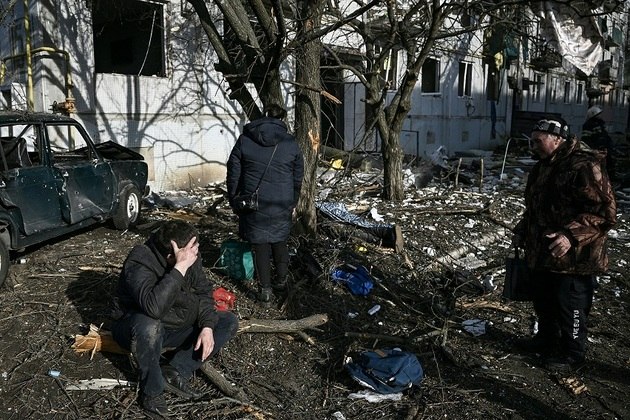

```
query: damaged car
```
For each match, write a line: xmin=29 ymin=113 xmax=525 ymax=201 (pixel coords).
xmin=0 ymin=111 xmax=149 ymax=287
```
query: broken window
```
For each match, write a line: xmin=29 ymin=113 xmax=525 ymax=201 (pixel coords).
xmin=92 ymin=0 xmax=166 ymax=77
xmin=0 ymin=123 xmax=40 ymax=170
xmin=532 ymin=73 xmax=543 ymax=103
xmin=8 ymin=21 xmax=25 ymax=74
xmin=458 ymin=62 xmax=473 ymax=97
xmin=576 ymin=82 xmax=584 ymax=104
xmin=46 ymin=124 xmax=95 ymax=163
xmin=563 ymin=80 xmax=571 ymax=103
xmin=549 ymin=77 xmax=558 ymax=103
xmin=421 ymin=58 xmax=440 ymax=94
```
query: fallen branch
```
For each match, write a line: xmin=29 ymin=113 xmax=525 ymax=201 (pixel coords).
xmin=199 ymin=363 xmax=249 ymax=402
xmin=237 ymin=313 xmax=328 ymax=334
xmin=456 ymin=299 xmax=513 ymax=313
xmin=73 ymin=314 xmax=329 ymax=357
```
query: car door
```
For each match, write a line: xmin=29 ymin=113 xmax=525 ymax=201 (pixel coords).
xmin=0 ymin=123 xmax=65 ymax=235
xmin=45 ymin=122 xmax=115 ymax=225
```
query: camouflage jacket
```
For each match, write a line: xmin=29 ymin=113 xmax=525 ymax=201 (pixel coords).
xmin=514 ymin=139 xmax=617 ymax=274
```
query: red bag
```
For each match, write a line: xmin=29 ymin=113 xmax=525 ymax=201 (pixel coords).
xmin=213 ymin=287 xmax=236 ymax=311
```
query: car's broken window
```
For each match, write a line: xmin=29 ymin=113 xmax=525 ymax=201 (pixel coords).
xmin=46 ymin=124 xmax=95 ymax=163
xmin=0 ymin=123 xmax=40 ymax=170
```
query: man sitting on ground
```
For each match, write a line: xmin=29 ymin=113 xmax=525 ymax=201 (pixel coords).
xmin=111 ymin=220 xmax=239 ymax=416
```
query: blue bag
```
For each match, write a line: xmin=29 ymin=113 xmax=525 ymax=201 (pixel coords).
xmin=345 ymin=348 xmax=423 ymax=394
xmin=331 ymin=264 xmax=374 ymax=296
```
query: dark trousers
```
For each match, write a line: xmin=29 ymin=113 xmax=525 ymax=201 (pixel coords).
xmin=112 ymin=311 xmax=239 ymax=397
xmin=531 ymin=270 xmax=594 ymax=359
xmin=251 ymin=241 xmax=289 ymax=289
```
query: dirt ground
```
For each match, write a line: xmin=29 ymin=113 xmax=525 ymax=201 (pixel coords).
xmin=0 ymin=152 xmax=629 ymax=420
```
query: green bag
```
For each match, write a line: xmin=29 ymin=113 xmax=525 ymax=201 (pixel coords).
xmin=219 ymin=239 xmax=255 ymax=281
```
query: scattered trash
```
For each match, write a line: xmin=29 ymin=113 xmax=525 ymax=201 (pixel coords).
xmin=464 ymin=218 xmax=476 ymax=228
xmin=348 ymin=389 xmax=403 ymax=402
xmin=48 ymin=370 xmax=61 ymax=378
xmin=368 ymin=304 xmax=381 ymax=315
xmin=503 ymin=316 xmax=517 ymax=323
xmin=331 ymin=264 xmax=374 ymax=296
xmin=65 ymin=378 xmax=136 ymax=391
xmin=531 ymin=317 xmax=539 ymax=335
xmin=430 ymin=146 xmax=449 ymax=169
xmin=347 ymin=311 xmax=359 ymax=319
xmin=213 ymin=287 xmax=236 ymax=311
xmin=482 ymin=275 xmax=496 ymax=292
xmin=462 ymin=319 xmax=487 ymax=336
xmin=558 ymin=377 xmax=588 ymax=395
xmin=369 ymin=208 xmax=384 ymax=222
xmin=331 ymin=411 xmax=347 ymax=420
xmin=330 ymin=159 xmax=344 ymax=170
xmin=1 ymin=372 xmax=7 ymax=380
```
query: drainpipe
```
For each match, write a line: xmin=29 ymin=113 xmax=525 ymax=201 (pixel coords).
xmin=33 ymin=47 xmax=75 ymax=114
xmin=1 ymin=48 xmax=76 ymax=114
xmin=24 ymin=0 xmax=34 ymax=111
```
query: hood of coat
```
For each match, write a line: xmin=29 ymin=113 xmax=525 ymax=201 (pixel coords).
xmin=244 ymin=117 xmax=292 ymax=147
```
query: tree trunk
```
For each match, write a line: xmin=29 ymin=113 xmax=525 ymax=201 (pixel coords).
xmin=294 ymin=0 xmax=324 ymax=236
xmin=380 ymin=128 xmax=405 ymax=201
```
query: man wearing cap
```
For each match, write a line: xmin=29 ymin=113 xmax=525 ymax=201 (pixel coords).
xmin=512 ymin=117 xmax=616 ymax=372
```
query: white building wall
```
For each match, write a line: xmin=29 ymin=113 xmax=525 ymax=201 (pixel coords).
xmin=1 ymin=0 xmax=250 ymax=192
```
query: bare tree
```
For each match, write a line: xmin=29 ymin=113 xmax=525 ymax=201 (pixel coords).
xmin=184 ymin=0 xmax=623 ymax=215
xmin=184 ymin=0 xmax=374 ymax=235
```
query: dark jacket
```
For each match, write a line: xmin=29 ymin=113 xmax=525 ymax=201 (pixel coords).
xmin=114 ymin=238 xmax=218 ymax=330
xmin=226 ymin=117 xmax=304 ymax=244
xmin=514 ymin=138 xmax=616 ymax=274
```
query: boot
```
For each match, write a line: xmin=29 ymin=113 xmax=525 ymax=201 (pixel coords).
xmin=258 ymin=288 xmax=274 ymax=307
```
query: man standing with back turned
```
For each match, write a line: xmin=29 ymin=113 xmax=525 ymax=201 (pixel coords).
xmin=512 ymin=117 xmax=616 ymax=372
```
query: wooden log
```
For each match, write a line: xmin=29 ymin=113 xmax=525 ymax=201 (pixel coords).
xmin=237 ymin=313 xmax=328 ymax=334
xmin=199 ymin=362 xmax=249 ymax=402
xmin=72 ymin=314 xmax=329 ymax=356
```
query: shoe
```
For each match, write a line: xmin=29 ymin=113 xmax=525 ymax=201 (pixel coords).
xmin=140 ymin=393 xmax=169 ymax=418
xmin=258 ymin=288 xmax=274 ymax=307
xmin=161 ymin=365 xmax=202 ymax=399
xmin=514 ymin=334 xmax=556 ymax=355
xmin=543 ymin=355 xmax=585 ymax=373
xmin=393 ymin=225 xmax=404 ymax=253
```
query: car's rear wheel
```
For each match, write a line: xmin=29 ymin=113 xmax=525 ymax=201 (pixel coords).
xmin=0 ymin=240 xmax=10 ymax=288
xmin=113 ymin=185 xmax=141 ymax=230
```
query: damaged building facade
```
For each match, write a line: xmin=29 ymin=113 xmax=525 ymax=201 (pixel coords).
xmin=0 ymin=1 xmax=628 ymax=191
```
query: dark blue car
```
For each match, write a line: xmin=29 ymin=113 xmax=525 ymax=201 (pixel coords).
xmin=0 ymin=111 xmax=149 ymax=286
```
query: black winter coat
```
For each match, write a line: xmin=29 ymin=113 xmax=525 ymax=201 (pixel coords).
xmin=114 ymin=238 xmax=218 ymax=330
xmin=226 ymin=117 xmax=304 ymax=244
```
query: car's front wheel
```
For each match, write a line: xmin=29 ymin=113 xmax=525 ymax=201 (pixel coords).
xmin=113 ymin=185 xmax=141 ymax=230
xmin=0 ymin=239 xmax=10 ymax=288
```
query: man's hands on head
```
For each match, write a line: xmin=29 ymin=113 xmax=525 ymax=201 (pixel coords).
xmin=171 ymin=237 xmax=199 ymax=276
xmin=195 ymin=327 xmax=215 ymax=362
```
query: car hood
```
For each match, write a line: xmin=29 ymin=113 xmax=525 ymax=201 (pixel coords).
xmin=94 ymin=141 xmax=144 ymax=161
